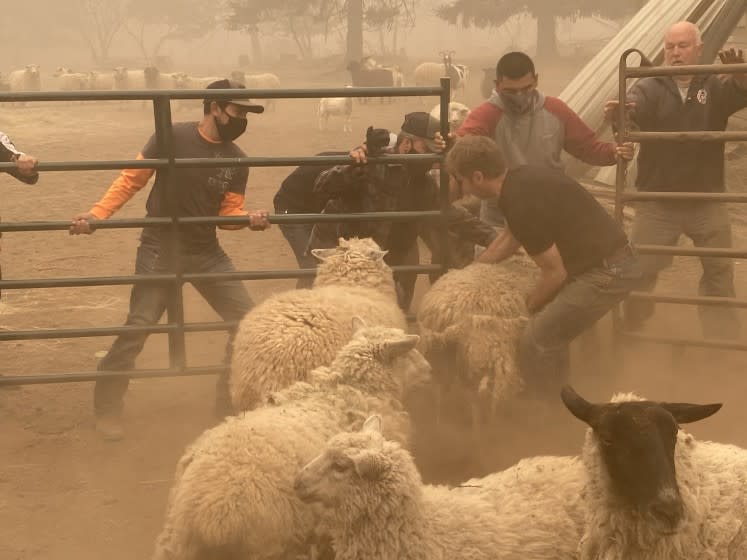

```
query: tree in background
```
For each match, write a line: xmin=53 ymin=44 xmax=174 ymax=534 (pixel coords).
xmin=364 ymin=0 xmax=417 ymax=57
xmin=227 ymin=0 xmax=332 ymax=60
xmin=435 ymin=0 xmax=644 ymax=60
xmin=228 ymin=0 xmax=418 ymax=63
xmin=73 ymin=0 xmax=129 ymax=66
xmin=124 ymin=0 xmax=222 ymax=67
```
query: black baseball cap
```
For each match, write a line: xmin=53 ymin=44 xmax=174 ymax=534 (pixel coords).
xmin=400 ymin=112 xmax=441 ymax=151
xmin=204 ymin=79 xmax=264 ymax=113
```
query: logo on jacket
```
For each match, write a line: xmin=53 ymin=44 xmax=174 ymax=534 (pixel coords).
xmin=696 ymin=88 xmax=707 ymax=104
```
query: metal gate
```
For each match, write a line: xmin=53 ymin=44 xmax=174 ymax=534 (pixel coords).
xmin=614 ymin=50 xmax=747 ymax=351
xmin=0 ymin=78 xmax=452 ymax=386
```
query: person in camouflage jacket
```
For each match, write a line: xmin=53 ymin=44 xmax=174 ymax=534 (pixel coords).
xmin=307 ymin=112 xmax=496 ymax=310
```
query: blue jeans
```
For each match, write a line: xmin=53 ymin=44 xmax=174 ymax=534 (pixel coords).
xmin=94 ymin=241 xmax=253 ymax=416
xmin=519 ymin=253 xmax=642 ymax=396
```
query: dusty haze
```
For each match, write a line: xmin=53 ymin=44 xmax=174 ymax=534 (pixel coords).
xmin=3 ymin=3 xmax=747 ymax=560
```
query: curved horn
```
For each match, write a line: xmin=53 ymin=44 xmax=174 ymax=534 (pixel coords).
xmin=560 ymin=385 xmax=599 ymax=426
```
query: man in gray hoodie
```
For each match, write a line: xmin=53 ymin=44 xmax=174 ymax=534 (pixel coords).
xmin=457 ymin=51 xmax=633 ymax=230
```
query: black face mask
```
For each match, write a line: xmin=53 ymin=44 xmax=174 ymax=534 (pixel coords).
xmin=215 ymin=112 xmax=247 ymax=142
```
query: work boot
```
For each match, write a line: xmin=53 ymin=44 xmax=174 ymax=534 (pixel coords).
xmin=95 ymin=412 xmax=124 ymax=441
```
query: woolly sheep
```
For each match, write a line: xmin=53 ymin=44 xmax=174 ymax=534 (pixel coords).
xmin=8 ymin=64 xmax=41 ymax=92
xmin=562 ymin=386 xmax=747 ymax=559
xmin=417 ymin=258 xmax=535 ymax=423
xmin=318 ymin=90 xmax=353 ymax=132
xmin=230 ymin=237 xmax=406 ymax=411
xmin=152 ymin=321 xmax=430 ymax=560
xmin=295 ymin=415 xmax=585 ymax=560
xmin=243 ymin=72 xmax=280 ymax=110
xmin=429 ymin=101 xmax=471 ymax=133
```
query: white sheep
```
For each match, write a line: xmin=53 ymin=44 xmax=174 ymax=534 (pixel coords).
xmin=295 ymin=415 xmax=584 ymax=560
xmin=112 ymin=66 xmax=148 ymax=90
xmin=85 ymin=71 xmax=114 ymax=90
xmin=429 ymin=101 xmax=471 ymax=132
xmin=230 ymin=237 xmax=406 ymax=411
xmin=318 ymin=91 xmax=353 ymax=132
xmin=8 ymin=64 xmax=41 ymax=92
xmin=52 ymin=67 xmax=88 ymax=91
xmin=413 ymin=61 xmax=444 ymax=87
xmin=414 ymin=53 xmax=464 ymax=95
xmin=562 ymin=386 xmax=747 ymax=559
xmin=152 ymin=321 xmax=430 ymax=560
xmin=243 ymin=72 xmax=280 ymax=110
xmin=417 ymin=259 xmax=535 ymax=424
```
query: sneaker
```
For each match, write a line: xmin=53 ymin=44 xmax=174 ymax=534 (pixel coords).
xmin=95 ymin=413 xmax=124 ymax=441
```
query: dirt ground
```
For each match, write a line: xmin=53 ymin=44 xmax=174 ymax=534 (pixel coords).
xmin=2 ymin=61 xmax=747 ymax=559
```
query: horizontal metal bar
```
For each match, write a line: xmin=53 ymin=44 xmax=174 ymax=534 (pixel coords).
xmin=0 ymin=324 xmax=175 ymax=341
xmin=0 ymin=211 xmax=444 ymax=233
xmin=621 ymin=331 xmax=747 ymax=351
xmin=0 ymin=365 xmax=228 ymax=386
xmin=0 ymin=153 xmax=440 ymax=173
xmin=0 ymin=264 xmax=440 ymax=290
xmin=634 ymin=244 xmax=747 ymax=258
xmin=180 ymin=264 xmax=440 ymax=282
xmin=622 ymin=192 xmax=747 ymax=203
xmin=0 ymin=159 xmax=167 ymax=172
xmin=172 ymin=154 xmax=441 ymax=168
xmin=627 ymin=292 xmax=747 ymax=308
xmin=0 ymin=86 xmax=445 ymax=103
xmin=0 ymin=320 xmax=238 ymax=342
xmin=0 ymin=218 xmax=171 ymax=232
xmin=626 ymin=62 xmax=747 ymax=78
xmin=627 ymin=131 xmax=747 ymax=142
xmin=0 ymin=274 xmax=174 ymax=289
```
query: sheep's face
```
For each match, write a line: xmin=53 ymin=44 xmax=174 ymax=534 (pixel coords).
xmin=340 ymin=322 xmax=430 ymax=394
xmin=562 ymin=386 xmax=721 ymax=534
xmin=311 ymin=238 xmax=394 ymax=290
xmin=294 ymin=421 xmax=387 ymax=510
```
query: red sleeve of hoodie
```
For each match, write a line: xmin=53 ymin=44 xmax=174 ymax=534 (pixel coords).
xmin=456 ymin=101 xmax=502 ymax=137
xmin=544 ymin=97 xmax=617 ymax=166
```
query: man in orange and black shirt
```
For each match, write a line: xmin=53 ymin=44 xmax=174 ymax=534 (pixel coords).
xmin=70 ymin=79 xmax=270 ymax=441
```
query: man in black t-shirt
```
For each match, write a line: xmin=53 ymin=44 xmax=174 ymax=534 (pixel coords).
xmin=69 ymin=80 xmax=270 ymax=440
xmin=446 ymin=135 xmax=642 ymax=394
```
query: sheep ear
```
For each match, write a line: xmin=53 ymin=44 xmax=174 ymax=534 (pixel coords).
xmin=381 ymin=335 xmax=420 ymax=361
xmin=353 ymin=451 xmax=386 ymax=480
xmin=660 ymin=402 xmax=722 ymax=424
xmin=561 ymin=385 xmax=600 ymax=427
xmin=362 ymin=414 xmax=382 ymax=434
xmin=345 ymin=409 xmax=368 ymax=430
xmin=352 ymin=316 xmax=367 ymax=332
xmin=311 ymin=248 xmax=336 ymax=262
xmin=370 ymin=249 xmax=388 ymax=261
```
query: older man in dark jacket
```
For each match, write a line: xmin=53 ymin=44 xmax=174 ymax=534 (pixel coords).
xmin=606 ymin=22 xmax=747 ymax=339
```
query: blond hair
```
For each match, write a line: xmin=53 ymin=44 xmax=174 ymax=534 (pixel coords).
xmin=445 ymin=135 xmax=507 ymax=179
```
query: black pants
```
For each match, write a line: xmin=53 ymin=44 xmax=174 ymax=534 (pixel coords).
xmin=94 ymin=241 xmax=253 ymax=416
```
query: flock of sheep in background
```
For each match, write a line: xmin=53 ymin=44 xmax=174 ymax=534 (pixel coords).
xmin=143 ymin=236 xmax=747 ymax=559
xmin=1 ymin=55 xmax=477 ymax=134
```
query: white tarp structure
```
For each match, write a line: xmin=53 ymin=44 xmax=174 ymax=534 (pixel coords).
xmin=557 ymin=0 xmax=746 ymax=186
